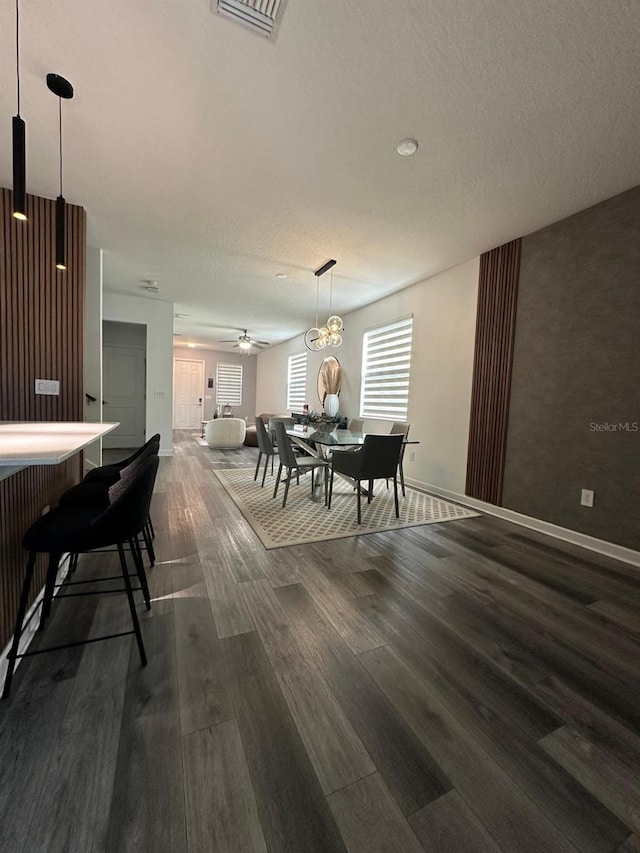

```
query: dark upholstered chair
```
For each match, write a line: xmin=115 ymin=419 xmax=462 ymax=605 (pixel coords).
xmin=254 ymin=415 xmax=278 ymax=487
xmin=329 ymin=433 xmax=404 ymax=524
xmin=273 ymin=421 xmax=329 ymax=508
xmin=2 ymin=456 xmax=159 ymax=699
xmin=58 ymin=440 xmax=159 ymax=568
xmin=389 ymin=422 xmax=410 ymax=496
xmin=83 ymin=433 xmax=160 ymax=484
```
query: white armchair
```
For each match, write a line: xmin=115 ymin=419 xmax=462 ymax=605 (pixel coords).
xmin=205 ymin=418 xmax=246 ymax=449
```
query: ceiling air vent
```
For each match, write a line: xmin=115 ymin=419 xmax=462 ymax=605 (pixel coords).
xmin=215 ymin=0 xmax=283 ymax=38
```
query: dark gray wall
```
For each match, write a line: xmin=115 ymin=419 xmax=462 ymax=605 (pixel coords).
xmin=502 ymin=186 xmax=640 ymax=550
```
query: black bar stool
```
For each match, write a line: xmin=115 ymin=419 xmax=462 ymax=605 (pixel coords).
xmin=83 ymin=434 xmax=160 ymax=537
xmin=2 ymin=455 xmax=159 ymax=699
xmin=59 ymin=440 xmax=159 ymax=567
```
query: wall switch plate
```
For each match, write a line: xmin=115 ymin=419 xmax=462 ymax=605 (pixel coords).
xmin=581 ymin=489 xmax=595 ymax=507
xmin=409 ymin=451 xmax=415 ymax=462
xmin=35 ymin=379 xmax=60 ymax=395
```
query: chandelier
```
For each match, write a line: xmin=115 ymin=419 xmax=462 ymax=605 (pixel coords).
xmin=305 ymin=259 xmax=344 ymax=351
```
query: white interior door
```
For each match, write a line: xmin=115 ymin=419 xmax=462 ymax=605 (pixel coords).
xmin=173 ymin=359 xmax=205 ymax=428
xmin=103 ymin=344 xmax=146 ymax=448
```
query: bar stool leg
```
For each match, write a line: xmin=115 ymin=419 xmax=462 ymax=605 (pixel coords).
xmin=118 ymin=543 xmax=147 ymax=666
xmin=39 ymin=552 xmax=61 ymax=630
xmin=141 ymin=524 xmax=155 ymax=566
xmin=254 ymin=450 xmax=263 ymax=481
xmin=147 ymin=515 xmax=155 ymax=539
xmin=3 ymin=552 xmax=37 ymax=699
xmin=129 ymin=538 xmax=151 ymax=610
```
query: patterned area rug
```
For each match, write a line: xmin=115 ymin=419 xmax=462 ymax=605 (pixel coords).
xmin=212 ymin=467 xmax=479 ymax=549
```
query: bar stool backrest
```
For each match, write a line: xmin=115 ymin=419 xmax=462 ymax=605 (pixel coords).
xmin=85 ymin=455 xmax=160 ymax=546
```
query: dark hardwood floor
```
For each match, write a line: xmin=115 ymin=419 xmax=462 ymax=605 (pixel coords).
xmin=1 ymin=431 xmax=639 ymax=852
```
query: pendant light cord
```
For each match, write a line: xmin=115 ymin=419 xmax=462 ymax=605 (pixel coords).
xmin=16 ymin=0 xmax=21 ymax=114
xmin=314 ymin=274 xmax=320 ymax=328
xmin=329 ymin=269 xmax=333 ymax=316
xmin=59 ymin=98 xmax=63 ymax=195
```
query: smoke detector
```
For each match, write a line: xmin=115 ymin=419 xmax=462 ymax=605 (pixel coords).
xmin=143 ymin=280 xmax=160 ymax=293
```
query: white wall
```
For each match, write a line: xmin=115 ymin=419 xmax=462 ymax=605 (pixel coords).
xmin=84 ymin=247 xmax=103 ymax=469
xmin=103 ymin=293 xmax=174 ymax=455
xmin=257 ymin=258 xmax=479 ymax=493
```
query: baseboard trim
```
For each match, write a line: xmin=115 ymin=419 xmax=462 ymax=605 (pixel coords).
xmin=406 ymin=478 xmax=640 ymax=568
xmin=0 ymin=553 xmax=72 ymax=692
xmin=158 ymin=449 xmax=173 ymax=457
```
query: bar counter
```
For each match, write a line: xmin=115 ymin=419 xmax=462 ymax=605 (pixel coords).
xmin=0 ymin=422 xmax=119 ymax=480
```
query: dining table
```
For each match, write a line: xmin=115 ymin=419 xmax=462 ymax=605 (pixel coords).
xmin=286 ymin=425 xmax=418 ymax=500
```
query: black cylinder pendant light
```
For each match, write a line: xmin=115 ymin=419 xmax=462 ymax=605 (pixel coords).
xmin=46 ymin=73 xmax=74 ymax=271
xmin=12 ymin=0 xmax=27 ymax=220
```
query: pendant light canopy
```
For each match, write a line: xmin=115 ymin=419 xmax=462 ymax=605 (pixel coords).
xmin=46 ymin=73 xmax=74 ymax=271
xmin=12 ymin=0 xmax=27 ymax=220
xmin=305 ymin=259 xmax=344 ymax=351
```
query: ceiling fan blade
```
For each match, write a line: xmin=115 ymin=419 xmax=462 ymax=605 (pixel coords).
xmin=254 ymin=340 xmax=270 ymax=346
xmin=218 ymin=339 xmax=237 ymax=343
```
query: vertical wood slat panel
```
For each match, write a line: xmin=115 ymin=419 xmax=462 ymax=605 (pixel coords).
xmin=0 ymin=187 xmax=85 ymax=650
xmin=465 ymin=239 xmax=521 ymax=505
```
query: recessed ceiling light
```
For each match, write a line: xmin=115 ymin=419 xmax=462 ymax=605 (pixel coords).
xmin=396 ymin=138 xmax=418 ymax=156
xmin=276 ymin=273 xmax=287 ymax=279
xmin=187 ymin=343 xmax=197 ymax=348
xmin=174 ymin=312 xmax=189 ymax=319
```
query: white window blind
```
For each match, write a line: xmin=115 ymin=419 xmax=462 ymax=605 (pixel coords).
xmin=360 ymin=316 xmax=413 ymax=420
xmin=216 ymin=363 xmax=243 ymax=406
xmin=287 ymin=353 xmax=307 ymax=410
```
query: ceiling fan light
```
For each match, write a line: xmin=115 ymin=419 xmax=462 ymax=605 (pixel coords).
xmin=239 ymin=340 xmax=251 ymax=351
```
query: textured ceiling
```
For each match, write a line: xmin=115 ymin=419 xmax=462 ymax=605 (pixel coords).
xmin=2 ymin=0 xmax=640 ymax=351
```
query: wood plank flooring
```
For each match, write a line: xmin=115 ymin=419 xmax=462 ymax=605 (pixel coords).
xmin=1 ymin=431 xmax=639 ymax=852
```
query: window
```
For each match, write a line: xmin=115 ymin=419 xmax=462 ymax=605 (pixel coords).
xmin=287 ymin=353 xmax=307 ymax=410
xmin=216 ymin=363 xmax=243 ymax=406
xmin=360 ymin=316 xmax=413 ymax=420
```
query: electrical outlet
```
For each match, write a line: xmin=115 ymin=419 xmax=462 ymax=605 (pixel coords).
xmin=580 ymin=489 xmax=594 ymax=507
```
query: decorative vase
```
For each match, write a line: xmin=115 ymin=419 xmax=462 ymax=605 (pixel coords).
xmin=324 ymin=393 xmax=339 ymax=418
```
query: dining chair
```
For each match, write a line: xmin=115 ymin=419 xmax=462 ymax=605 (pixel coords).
xmin=389 ymin=421 xmax=410 ymax=496
xmin=273 ymin=421 xmax=329 ymax=508
xmin=254 ymin=415 xmax=278 ymax=487
xmin=348 ymin=418 xmax=364 ymax=433
xmin=329 ymin=433 xmax=404 ymax=524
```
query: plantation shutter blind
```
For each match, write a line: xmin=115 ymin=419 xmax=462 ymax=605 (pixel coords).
xmin=360 ymin=316 xmax=413 ymax=420
xmin=287 ymin=353 xmax=307 ymax=410
xmin=216 ymin=363 xmax=243 ymax=405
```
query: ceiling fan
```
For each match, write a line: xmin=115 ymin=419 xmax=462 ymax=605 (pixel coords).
xmin=218 ymin=329 xmax=270 ymax=353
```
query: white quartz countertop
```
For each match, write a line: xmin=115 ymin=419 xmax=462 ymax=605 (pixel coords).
xmin=0 ymin=422 xmax=119 ymax=466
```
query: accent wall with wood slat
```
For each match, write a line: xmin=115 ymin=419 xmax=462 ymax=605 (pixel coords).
xmin=465 ymin=239 xmax=521 ymax=505
xmin=0 ymin=187 xmax=85 ymax=651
